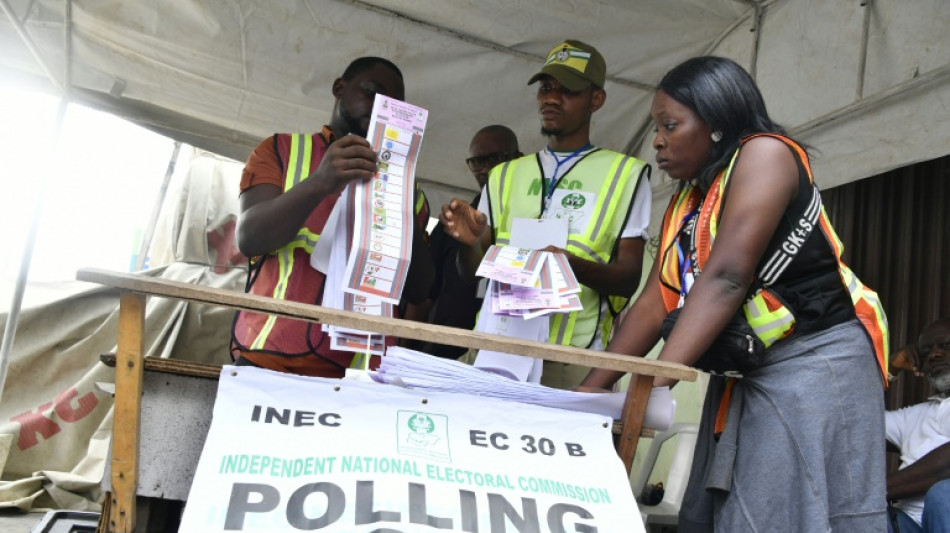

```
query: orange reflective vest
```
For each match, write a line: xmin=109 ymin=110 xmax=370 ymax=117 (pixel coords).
xmin=657 ymin=134 xmax=889 ymax=385
xmin=232 ymin=133 xmax=356 ymax=370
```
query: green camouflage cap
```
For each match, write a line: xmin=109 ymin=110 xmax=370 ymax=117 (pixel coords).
xmin=528 ymin=39 xmax=606 ymax=91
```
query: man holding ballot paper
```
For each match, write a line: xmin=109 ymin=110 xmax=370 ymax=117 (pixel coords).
xmin=439 ymin=39 xmax=652 ymax=389
xmin=232 ymin=56 xmax=433 ymax=377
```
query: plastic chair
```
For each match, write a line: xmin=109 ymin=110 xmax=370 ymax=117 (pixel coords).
xmin=632 ymin=422 xmax=700 ymax=532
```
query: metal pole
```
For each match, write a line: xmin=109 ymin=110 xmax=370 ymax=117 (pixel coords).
xmin=0 ymin=0 xmax=71 ymax=400
xmin=856 ymin=0 xmax=872 ymax=100
xmin=0 ymin=98 xmax=68 ymax=401
xmin=134 ymin=141 xmax=181 ymax=271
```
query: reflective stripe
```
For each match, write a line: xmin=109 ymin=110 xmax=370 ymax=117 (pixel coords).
xmin=566 ymin=240 xmax=605 ymax=264
xmin=587 ymin=155 xmax=629 ymax=240
xmin=492 ymin=160 xmax=515 ymax=236
xmin=251 ymin=133 xmax=315 ymax=351
xmin=349 ymin=353 xmax=370 ymax=370
xmin=414 ymin=186 xmax=425 ymax=214
xmin=705 ymin=149 xmax=741 ymax=244
xmin=743 ymin=291 xmax=795 ymax=347
xmin=299 ymin=135 xmax=312 ymax=187
xmin=250 ymin=247 xmax=294 ymax=350
xmin=289 ymin=229 xmax=320 ymax=254
xmin=281 ymin=133 xmax=313 ymax=189
xmin=550 ymin=310 xmax=574 ymax=345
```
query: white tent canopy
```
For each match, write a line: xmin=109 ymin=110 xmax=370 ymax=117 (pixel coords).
xmin=3 ymin=0 xmax=949 ymax=222
xmin=2 ymin=0 xmax=950 ymax=516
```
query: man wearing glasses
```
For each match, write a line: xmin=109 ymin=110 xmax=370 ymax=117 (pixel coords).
xmin=439 ymin=40 xmax=651 ymax=388
xmin=409 ymin=125 xmax=522 ymax=359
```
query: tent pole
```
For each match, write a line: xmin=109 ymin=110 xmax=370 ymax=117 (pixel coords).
xmin=0 ymin=99 xmax=68 ymax=400
xmin=0 ymin=0 xmax=72 ymax=400
xmin=134 ymin=141 xmax=181 ymax=271
xmin=856 ymin=0 xmax=872 ymax=100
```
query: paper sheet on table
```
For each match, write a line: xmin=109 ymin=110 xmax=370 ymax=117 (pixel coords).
xmin=377 ymin=347 xmax=675 ymax=429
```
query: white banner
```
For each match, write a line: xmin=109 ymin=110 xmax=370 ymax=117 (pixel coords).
xmin=179 ymin=366 xmax=643 ymax=532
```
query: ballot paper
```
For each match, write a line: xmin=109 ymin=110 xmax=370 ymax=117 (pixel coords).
xmin=313 ymin=94 xmax=428 ymax=354
xmin=377 ymin=347 xmax=676 ymax=430
xmin=475 ymin=245 xmax=546 ymax=287
xmin=315 ymin=186 xmax=387 ymax=355
xmin=343 ymin=94 xmax=427 ymax=304
xmin=476 ymin=246 xmax=582 ymax=317
xmin=472 ymin=245 xmax=585 ymax=381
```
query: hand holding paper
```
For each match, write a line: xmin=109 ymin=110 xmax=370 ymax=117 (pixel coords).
xmin=307 ymin=134 xmax=379 ymax=196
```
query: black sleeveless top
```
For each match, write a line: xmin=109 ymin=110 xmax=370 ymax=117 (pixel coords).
xmin=755 ymin=145 xmax=854 ymax=334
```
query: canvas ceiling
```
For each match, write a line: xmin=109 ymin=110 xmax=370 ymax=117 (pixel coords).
xmin=2 ymin=0 xmax=949 ymax=227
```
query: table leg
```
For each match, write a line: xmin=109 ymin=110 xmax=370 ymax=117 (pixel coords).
xmin=108 ymin=292 xmax=145 ymax=533
xmin=618 ymin=374 xmax=654 ymax=474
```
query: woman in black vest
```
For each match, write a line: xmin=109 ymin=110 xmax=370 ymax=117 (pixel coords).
xmin=580 ymin=56 xmax=888 ymax=532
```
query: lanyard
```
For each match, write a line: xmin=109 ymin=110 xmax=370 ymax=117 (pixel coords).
xmin=676 ymin=208 xmax=700 ymax=299
xmin=542 ymin=143 xmax=591 ymax=214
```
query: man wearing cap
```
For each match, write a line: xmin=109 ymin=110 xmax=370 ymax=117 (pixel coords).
xmin=439 ymin=40 xmax=651 ymax=388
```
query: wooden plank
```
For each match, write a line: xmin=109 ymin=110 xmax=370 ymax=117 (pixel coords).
xmin=77 ymin=268 xmax=697 ymax=382
xmin=101 ymin=353 xmax=223 ymax=380
xmin=97 ymin=495 xmax=111 ymax=533
xmin=100 ymin=354 xmax=658 ymax=441
xmin=616 ymin=374 xmax=655 ymax=473
xmin=109 ymin=292 xmax=145 ymax=533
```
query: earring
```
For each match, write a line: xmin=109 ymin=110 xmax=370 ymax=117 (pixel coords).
xmin=711 ymin=131 xmax=723 ymax=142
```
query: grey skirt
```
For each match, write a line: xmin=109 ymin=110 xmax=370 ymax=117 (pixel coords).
xmin=678 ymin=320 xmax=888 ymax=533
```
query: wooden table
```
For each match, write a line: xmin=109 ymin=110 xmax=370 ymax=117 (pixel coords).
xmin=77 ymin=267 xmax=697 ymax=533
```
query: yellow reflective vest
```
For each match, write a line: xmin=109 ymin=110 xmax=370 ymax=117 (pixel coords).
xmin=486 ymin=149 xmax=648 ymax=348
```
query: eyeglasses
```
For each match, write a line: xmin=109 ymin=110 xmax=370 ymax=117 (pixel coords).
xmin=466 ymin=152 xmax=517 ymax=172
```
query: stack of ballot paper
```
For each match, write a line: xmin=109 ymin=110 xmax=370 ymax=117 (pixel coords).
xmin=476 ymin=245 xmax=583 ymax=319
xmin=374 ymin=347 xmax=676 ymax=430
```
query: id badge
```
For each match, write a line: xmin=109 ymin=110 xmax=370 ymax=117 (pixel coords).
xmin=546 ymin=189 xmax=597 ymax=234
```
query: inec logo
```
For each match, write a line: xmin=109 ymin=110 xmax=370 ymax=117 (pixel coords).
xmin=398 ymin=410 xmax=451 ymax=462
xmin=408 ymin=413 xmax=435 ymax=435
xmin=561 ymin=193 xmax=586 ymax=209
